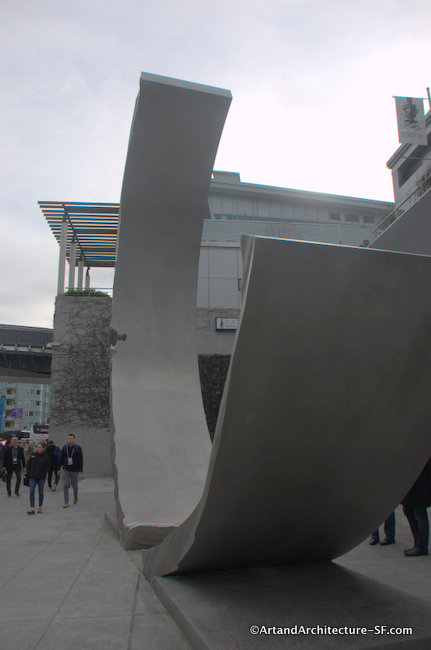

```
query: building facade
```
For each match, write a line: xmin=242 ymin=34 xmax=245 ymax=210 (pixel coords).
xmin=0 ymin=381 xmax=50 ymax=431
xmin=0 ymin=324 xmax=52 ymax=432
xmin=386 ymin=109 xmax=431 ymax=207
xmin=197 ymin=171 xmax=394 ymax=353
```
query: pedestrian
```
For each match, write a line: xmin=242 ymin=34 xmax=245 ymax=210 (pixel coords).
xmin=0 ymin=442 xmax=6 ymax=487
xmin=402 ymin=457 xmax=431 ymax=557
xmin=26 ymin=441 xmax=50 ymax=514
xmin=369 ymin=512 xmax=396 ymax=546
xmin=3 ymin=436 xmax=26 ymax=497
xmin=58 ymin=433 xmax=83 ymax=508
xmin=46 ymin=440 xmax=61 ymax=491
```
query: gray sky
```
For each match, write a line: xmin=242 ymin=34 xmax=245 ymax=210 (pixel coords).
xmin=1 ymin=0 xmax=431 ymax=328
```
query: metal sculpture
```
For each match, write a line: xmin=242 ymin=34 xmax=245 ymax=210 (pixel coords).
xmin=111 ymin=73 xmax=431 ymax=577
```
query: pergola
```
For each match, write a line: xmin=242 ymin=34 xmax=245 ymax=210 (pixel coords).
xmin=39 ymin=201 xmax=120 ymax=294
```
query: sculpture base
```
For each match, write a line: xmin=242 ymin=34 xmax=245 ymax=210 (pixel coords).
xmin=152 ymin=562 xmax=431 ymax=649
xmin=104 ymin=511 xmax=174 ymax=549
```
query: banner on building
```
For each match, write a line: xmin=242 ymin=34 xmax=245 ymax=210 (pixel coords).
xmin=395 ymin=96 xmax=427 ymax=146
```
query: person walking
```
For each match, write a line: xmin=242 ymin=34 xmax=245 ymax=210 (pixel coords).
xmin=369 ymin=512 xmax=396 ymax=546
xmin=4 ymin=436 xmax=26 ymax=497
xmin=0 ymin=442 xmax=6 ymax=488
xmin=46 ymin=440 xmax=61 ymax=491
xmin=26 ymin=441 xmax=50 ymax=514
xmin=58 ymin=434 xmax=83 ymax=508
xmin=402 ymin=457 xmax=431 ymax=557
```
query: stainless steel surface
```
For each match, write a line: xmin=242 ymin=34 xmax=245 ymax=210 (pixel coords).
xmin=143 ymin=236 xmax=431 ymax=575
xmin=110 ymin=73 xmax=231 ymax=548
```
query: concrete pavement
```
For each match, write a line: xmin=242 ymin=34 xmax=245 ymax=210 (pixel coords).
xmin=1 ymin=477 xmax=431 ymax=649
xmin=0 ymin=477 xmax=189 ymax=650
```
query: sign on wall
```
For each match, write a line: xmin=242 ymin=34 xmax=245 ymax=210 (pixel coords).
xmin=215 ymin=318 xmax=239 ymax=331
xmin=11 ymin=408 xmax=23 ymax=419
xmin=395 ymin=96 xmax=427 ymax=146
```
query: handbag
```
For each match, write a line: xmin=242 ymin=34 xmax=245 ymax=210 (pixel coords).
xmin=23 ymin=474 xmax=30 ymax=487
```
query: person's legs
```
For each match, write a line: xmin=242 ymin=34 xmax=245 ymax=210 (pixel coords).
xmin=37 ymin=478 xmax=46 ymax=509
xmin=14 ymin=468 xmax=21 ymax=495
xmin=370 ymin=528 xmax=379 ymax=544
xmin=414 ymin=506 xmax=429 ymax=550
xmin=29 ymin=478 xmax=36 ymax=509
xmin=403 ymin=504 xmax=418 ymax=546
xmin=47 ymin=468 xmax=53 ymax=489
xmin=63 ymin=469 xmax=70 ymax=505
xmin=6 ymin=470 xmax=13 ymax=496
xmin=383 ymin=512 xmax=395 ymax=542
xmin=70 ymin=471 xmax=79 ymax=502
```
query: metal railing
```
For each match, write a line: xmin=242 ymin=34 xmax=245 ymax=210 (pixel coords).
xmin=372 ymin=175 xmax=431 ymax=238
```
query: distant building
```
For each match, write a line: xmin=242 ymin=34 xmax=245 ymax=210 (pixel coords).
xmin=198 ymin=171 xmax=393 ymax=353
xmin=0 ymin=324 xmax=52 ymax=431
xmin=0 ymin=381 xmax=50 ymax=431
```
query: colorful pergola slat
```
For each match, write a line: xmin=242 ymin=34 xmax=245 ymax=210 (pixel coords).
xmin=39 ymin=201 xmax=120 ymax=268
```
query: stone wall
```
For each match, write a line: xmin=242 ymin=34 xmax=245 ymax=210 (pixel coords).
xmin=198 ymin=354 xmax=231 ymax=440
xmin=50 ymin=295 xmax=112 ymax=476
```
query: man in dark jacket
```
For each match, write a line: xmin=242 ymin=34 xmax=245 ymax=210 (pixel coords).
xmin=58 ymin=433 xmax=83 ymax=508
xmin=46 ymin=440 xmax=61 ymax=490
xmin=4 ymin=436 xmax=26 ymax=497
xmin=402 ymin=457 xmax=431 ymax=556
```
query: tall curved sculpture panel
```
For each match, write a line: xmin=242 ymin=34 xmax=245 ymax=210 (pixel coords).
xmin=111 ymin=73 xmax=231 ymax=548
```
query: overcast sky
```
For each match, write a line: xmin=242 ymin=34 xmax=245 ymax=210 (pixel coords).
xmin=1 ymin=0 xmax=431 ymax=329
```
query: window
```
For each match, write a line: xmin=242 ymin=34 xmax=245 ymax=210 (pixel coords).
xmin=345 ymin=213 xmax=359 ymax=223
xmin=363 ymin=215 xmax=374 ymax=224
xmin=330 ymin=213 xmax=341 ymax=221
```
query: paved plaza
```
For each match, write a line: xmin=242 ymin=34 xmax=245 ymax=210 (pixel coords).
xmin=1 ymin=477 xmax=431 ymax=649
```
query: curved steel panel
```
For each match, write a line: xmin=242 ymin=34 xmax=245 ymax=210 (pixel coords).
xmin=111 ymin=73 xmax=231 ymax=547
xmin=143 ymin=236 xmax=431 ymax=576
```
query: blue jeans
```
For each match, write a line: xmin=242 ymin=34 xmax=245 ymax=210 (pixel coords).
xmin=371 ymin=511 xmax=396 ymax=541
xmin=29 ymin=478 xmax=46 ymax=508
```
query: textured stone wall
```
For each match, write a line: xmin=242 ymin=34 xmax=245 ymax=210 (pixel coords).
xmin=50 ymin=296 xmax=112 ymax=476
xmin=198 ymin=354 xmax=231 ymax=440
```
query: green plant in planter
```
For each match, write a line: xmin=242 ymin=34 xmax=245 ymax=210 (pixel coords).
xmin=64 ymin=289 xmax=110 ymax=298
